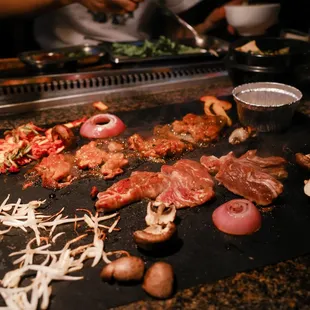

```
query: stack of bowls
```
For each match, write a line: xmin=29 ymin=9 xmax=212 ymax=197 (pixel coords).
xmin=225 ymin=37 xmax=310 ymax=90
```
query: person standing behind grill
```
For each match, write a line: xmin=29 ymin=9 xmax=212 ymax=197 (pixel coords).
xmin=0 ymin=0 xmax=203 ymax=49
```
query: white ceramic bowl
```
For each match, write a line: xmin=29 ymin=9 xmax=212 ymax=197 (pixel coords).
xmin=224 ymin=4 xmax=281 ymax=36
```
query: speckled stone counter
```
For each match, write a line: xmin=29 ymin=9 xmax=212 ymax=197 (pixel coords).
xmin=0 ymin=75 xmax=309 ymax=309
xmin=115 ymin=256 xmax=310 ymax=310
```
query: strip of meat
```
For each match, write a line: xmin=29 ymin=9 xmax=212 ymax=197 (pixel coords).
xmin=200 ymin=151 xmax=285 ymax=206
xmin=200 ymin=155 xmax=221 ymax=175
xmin=95 ymin=159 xmax=214 ymax=211
xmin=240 ymin=150 xmax=287 ymax=167
xmin=128 ymin=133 xmax=189 ymax=160
xmin=33 ymin=153 xmax=76 ymax=189
xmin=75 ymin=141 xmax=108 ymax=169
xmin=155 ymin=160 xmax=215 ymax=208
xmin=96 ymin=172 xmax=168 ymax=211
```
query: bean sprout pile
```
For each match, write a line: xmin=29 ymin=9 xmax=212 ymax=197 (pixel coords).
xmin=0 ymin=195 xmax=122 ymax=310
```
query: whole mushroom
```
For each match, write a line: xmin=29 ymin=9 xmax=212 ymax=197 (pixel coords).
xmin=100 ymin=256 xmax=145 ymax=282
xmin=142 ymin=262 xmax=174 ymax=299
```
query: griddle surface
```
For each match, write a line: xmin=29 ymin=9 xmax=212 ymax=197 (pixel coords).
xmin=1 ymin=99 xmax=310 ymax=309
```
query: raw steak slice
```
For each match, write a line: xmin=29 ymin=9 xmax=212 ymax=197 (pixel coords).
xmin=201 ymin=151 xmax=286 ymax=206
xmin=96 ymin=172 xmax=168 ymax=211
xmin=155 ymin=159 xmax=215 ymax=208
xmin=95 ymin=159 xmax=215 ymax=211
xmin=240 ymin=150 xmax=288 ymax=179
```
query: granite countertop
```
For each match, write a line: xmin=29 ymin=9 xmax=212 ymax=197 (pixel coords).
xmin=0 ymin=76 xmax=309 ymax=309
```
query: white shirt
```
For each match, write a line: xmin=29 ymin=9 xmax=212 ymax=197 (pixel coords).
xmin=34 ymin=0 xmax=200 ymax=49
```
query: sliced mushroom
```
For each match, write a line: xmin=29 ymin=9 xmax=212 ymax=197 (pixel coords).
xmin=200 ymin=96 xmax=232 ymax=126
xmin=51 ymin=124 xmax=76 ymax=148
xmin=228 ymin=126 xmax=256 ymax=145
xmin=145 ymin=203 xmax=176 ymax=226
xmin=133 ymin=222 xmax=177 ymax=251
xmin=100 ymin=256 xmax=145 ymax=282
xmin=304 ymin=180 xmax=310 ymax=197
xmin=142 ymin=262 xmax=174 ymax=299
xmin=296 ymin=153 xmax=310 ymax=170
xmin=212 ymin=102 xmax=232 ymax=126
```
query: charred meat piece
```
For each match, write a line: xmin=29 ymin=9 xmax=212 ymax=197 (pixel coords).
xmin=100 ymin=152 xmax=128 ymax=179
xmin=75 ymin=141 xmax=108 ymax=169
xmin=155 ymin=159 xmax=215 ymax=209
xmin=201 ymin=151 xmax=286 ymax=206
xmin=107 ymin=141 xmax=124 ymax=152
xmin=96 ymin=172 xmax=169 ymax=211
xmin=128 ymin=134 xmax=189 ymax=160
xmin=33 ymin=153 xmax=76 ymax=189
xmin=154 ymin=114 xmax=226 ymax=144
xmin=96 ymin=159 xmax=214 ymax=212
xmin=296 ymin=153 xmax=310 ymax=170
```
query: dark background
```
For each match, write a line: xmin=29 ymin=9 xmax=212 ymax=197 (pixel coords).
xmin=0 ymin=0 xmax=308 ymax=58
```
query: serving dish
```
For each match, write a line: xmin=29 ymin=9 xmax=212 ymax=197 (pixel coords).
xmin=224 ymin=3 xmax=281 ymax=36
xmin=225 ymin=37 xmax=310 ymax=89
xmin=18 ymin=44 xmax=106 ymax=71
xmin=232 ymin=82 xmax=303 ymax=132
xmin=100 ymin=36 xmax=229 ymax=64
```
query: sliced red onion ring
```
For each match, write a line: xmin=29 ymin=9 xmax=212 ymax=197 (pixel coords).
xmin=80 ymin=114 xmax=126 ymax=139
xmin=212 ymin=199 xmax=262 ymax=236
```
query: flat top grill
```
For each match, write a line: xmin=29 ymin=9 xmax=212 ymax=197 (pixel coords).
xmin=0 ymin=61 xmax=225 ymax=102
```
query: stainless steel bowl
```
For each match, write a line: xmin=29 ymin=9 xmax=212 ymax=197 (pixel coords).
xmin=232 ymin=82 xmax=303 ymax=132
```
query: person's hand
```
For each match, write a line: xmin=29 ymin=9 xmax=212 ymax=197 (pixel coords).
xmin=77 ymin=0 xmax=144 ymax=14
xmin=177 ymin=0 xmax=243 ymax=39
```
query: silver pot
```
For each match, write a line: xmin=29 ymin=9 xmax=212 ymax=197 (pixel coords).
xmin=232 ymin=82 xmax=303 ymax=132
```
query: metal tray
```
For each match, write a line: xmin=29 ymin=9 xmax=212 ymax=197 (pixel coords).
xmin=100 ymin=36 xmax=229 ymax=64
xmin=18 ymin=44 xmax=106 ymax=71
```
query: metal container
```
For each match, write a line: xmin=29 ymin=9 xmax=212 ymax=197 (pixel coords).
xmin=99 ymin=36 xmax=228 ymax=64
xmin=232 ymin=82 xmax=303 ymax=132
xmin=18 ymin=44 xmax=106 ymax=72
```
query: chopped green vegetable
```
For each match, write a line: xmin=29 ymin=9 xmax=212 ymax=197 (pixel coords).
xmin=112 ymin=36 xmax=203 ymax=58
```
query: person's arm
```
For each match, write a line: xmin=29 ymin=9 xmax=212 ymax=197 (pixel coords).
xmin=0 ymin=0 xmax=75 ymax=18
xmin=164 ymin=0 xmax=201 ymax=15
xmin=194 ymin=0 xmax=243 ymax=34
xmin=0 ymin=0 xmax=142 ymax=18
